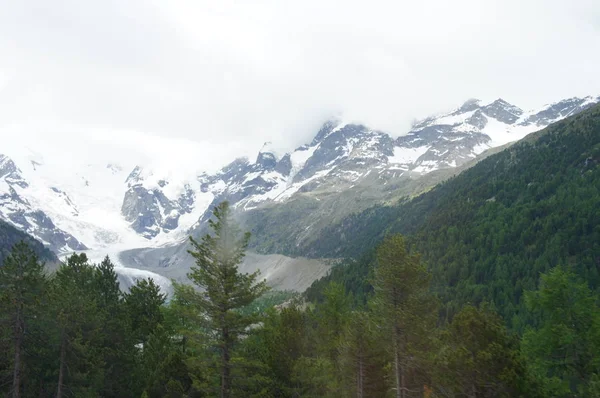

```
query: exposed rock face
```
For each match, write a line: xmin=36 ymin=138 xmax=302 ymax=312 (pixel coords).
xmin=520 ymin=96 xmax=599 ymax=126
xmin=481 ymin=98 xmax=523 ymax=124
xmin=116 ymin=95 xmax=600 ymax=251
xmin=121 ymin=166 xmax=197 ymax=239
xmin=0 ymin=155 xmax=87 ymax=252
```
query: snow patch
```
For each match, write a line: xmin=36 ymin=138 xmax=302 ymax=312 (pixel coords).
xmin=388 ymin=146 xmax=430 ymax=164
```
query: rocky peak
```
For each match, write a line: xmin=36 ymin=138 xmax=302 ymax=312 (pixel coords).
xmin=0 ymin=155 xmax=28 ymax=189
xmin=0 ymin=155 xmax=19 ymax=177
xmin=293 ymin=123 xmax=392 ymax=183
xmin=125 ymin=166 xmax=144 ymax=186
xmin=465 ymin=109 xmax=488 ymax=129
xmin=521 ymin=96 xmax=600 ymax=126
xmin=481 ymin=98 xmax=523 ymax=124
xmin=458 ymin=98 xmax=482 ymax=113
xmin=256 ymin=142 xmax=279 ymax=171
xmin=0 ymin=155 xmax=86 ymax=252
xmin=274 ymin=154 xmax=293 ymax=177
xmin=219 ymin=158 xmax=251 ymax=181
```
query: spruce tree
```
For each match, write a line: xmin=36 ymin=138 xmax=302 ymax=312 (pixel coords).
xmin=124 ymin=277 xmax=166 ymax=346
xmin=339 ymin=311 xmax=386 ymax=398
xmin=0 ymin=242 xmax=47 ymax=398
xmin=369 ymin=235 xmax=437 ymax=398
xmin=51 ymin=253 xmax=103 ymax=398
xmin=435 ymin=305 xmax=533 ymax=397
xmin=187 ymin=201 xmax=269 ymax=398
xmin=92 ymin=256 xmax=139 ymax=397
xmin=522 ymin=266 xmax=600 ymax=396
xmin=317 ymin=282 xmax=351 ymax=363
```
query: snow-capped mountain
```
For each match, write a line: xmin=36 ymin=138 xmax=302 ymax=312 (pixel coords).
xmin=121 ymin=166 xmax=212 ymax=239
xmin=166 ymin=95 xmax=600 ymax=222
xmin=0 ymin=154 xmax=87 ymax=252
xmin=0 ymin=95 xmax=597 ymax=255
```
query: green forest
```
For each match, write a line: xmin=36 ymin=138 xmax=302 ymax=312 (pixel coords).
xmin=1 ymin=105 xmax=599 ymax=397
xmin=2 ymin=202 xmax=600 ymax=397
xmin=306 ymin=104 xmax=600 ymax=330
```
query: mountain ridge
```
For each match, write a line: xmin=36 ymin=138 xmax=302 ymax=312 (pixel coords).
xmin=0 ymin=95 xmax=597 ymax=264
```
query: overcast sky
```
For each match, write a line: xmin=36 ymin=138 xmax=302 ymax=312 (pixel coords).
xmin=1 ymin=0 xmax=599 ymax=171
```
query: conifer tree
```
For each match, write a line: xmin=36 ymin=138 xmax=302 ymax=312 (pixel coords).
xmin=339 ymin=311 xmax=386 ymax=398
xmin=317 ymin=282 xmax=351 ymax=363
xmin=187 ymin=201 xmax=269 ymax=398
xmin=51 ymin=253 xmax=103 ymax=398
xmin=369 ymin=235 xmax=437 ymax=398
xmin=435 ymin=305 xmax=532 ymax=397
xmin=522 ymin=266 xmax=600 ymax=396
xmin=92 ymin=256 xmax=139 ymax=397
xmin=0 ymin=242 xmax=47 ymax=398
xmin=124 ymin=277 xmax=166 ymax=346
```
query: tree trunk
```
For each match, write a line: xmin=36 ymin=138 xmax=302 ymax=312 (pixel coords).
xmin=401 ymin=366 xmax=406 ymax=398
xmin=469 ymin=351 xmax=477 ymax=398
xmin=12 ymin=303 xmax=23 ymax=398
xmin=221 ymin=328 xmax=231 ymax=398
xmin=357 ymin=354 xmax=364 ymax=398
xmin=56 ymin=332 xmax=67 ymax=398
xmin=394 ymin=340 xmax=402 ymax=398
xmin=393 ymin=325 xmax=408 ymax=398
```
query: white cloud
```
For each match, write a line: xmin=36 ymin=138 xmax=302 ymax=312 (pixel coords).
xmin=0 ymin=0 xmax=599 ymax=171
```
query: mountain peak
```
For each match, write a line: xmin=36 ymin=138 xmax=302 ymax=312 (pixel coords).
xmin=481 ymin=98 xmax=523 ymax=123
xmin=256 ymin=142 xmax=279 ymax=170
xmin=0 ymin=154 xmax=20 ymax=178
xmin=458 ymin=98 xmax=482 ymax=112
xmin=310 ymin=119 xmax=346 ymax=145
xmin=125 ymin=165 xmax=144 ymax=185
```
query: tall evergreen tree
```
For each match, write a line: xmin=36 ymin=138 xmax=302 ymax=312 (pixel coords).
xmin=240 ymin=305 xmax=308 ymax=397
xmin=187 ymin=201 xmax=269 ymax=398
xmin=522 ymin=266 xmax=600 ymax=396
xmin=338 ymin=311 xmax=386 ymax=398
xmin=51 ymin=253 xmax=103 ymax=398
xmin=434 ymin=305 xmax=534 ymax=397
xmin=124 ymin=277 xmax=166 ymax=346
xmin=0 ymin=242 xmax=47 ymax=398
xmin=92 ymin=256 xmax=139 ymax=397
xmin=369 ymin=235 xmax=437 ymax=398
xmin=317 ymin=282 xmax=351 ymax=364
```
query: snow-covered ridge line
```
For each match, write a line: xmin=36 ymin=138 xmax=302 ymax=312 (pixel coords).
xmin=0 ymin=94 xmax=597 ymax=254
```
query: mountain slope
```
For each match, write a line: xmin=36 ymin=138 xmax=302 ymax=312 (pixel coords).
xmin=305 ymin=103 xmax=600 ymax=328
xmin=0 ymin=219 xmax=58 ymax=265
xmin=0 ymin=94 xmax=598 ymax=292
xmin=236 ymin=95 xmax=600 ymax=254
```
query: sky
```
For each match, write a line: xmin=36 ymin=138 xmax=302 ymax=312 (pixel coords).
xmin=0 ymin=0 xmax=599 ymax=172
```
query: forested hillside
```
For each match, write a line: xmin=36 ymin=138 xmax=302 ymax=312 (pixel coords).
xmin=0 ymin=220 xmax=57 ymax=265
xmin=306 ymin=103 xmax=600 ymax=329
xmin=3 ymin=99 xmax=600 ymax=398
xmin=3 ymin=226 xmax=598 ymax=396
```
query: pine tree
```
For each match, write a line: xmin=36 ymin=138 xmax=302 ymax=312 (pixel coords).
xmin=369 ymin=235 xmax=437 ymax=398
xmin=124 ymin=277 xmax=166 ymax=346
xmin=317 ymin=282 xmax=351 ymax=363
xmin=0 ymin=242 xmax=47 ymax=398
xmin=434 ymin=305 xmax=533 ymax=397
xmin=92 ymin=256 xmax=140 ymax=397
xmin=51 ymin=253 xmax=103 ymax=398
xmin=240 ymin=305 xmax=307 ymax=397
xmin=339 ymin=311 xmax=386 ymax=398
xmin=187 ymin=201 xmax=269 ymax=398
xmin=522 ymin=266 xmax=600 ymax=396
